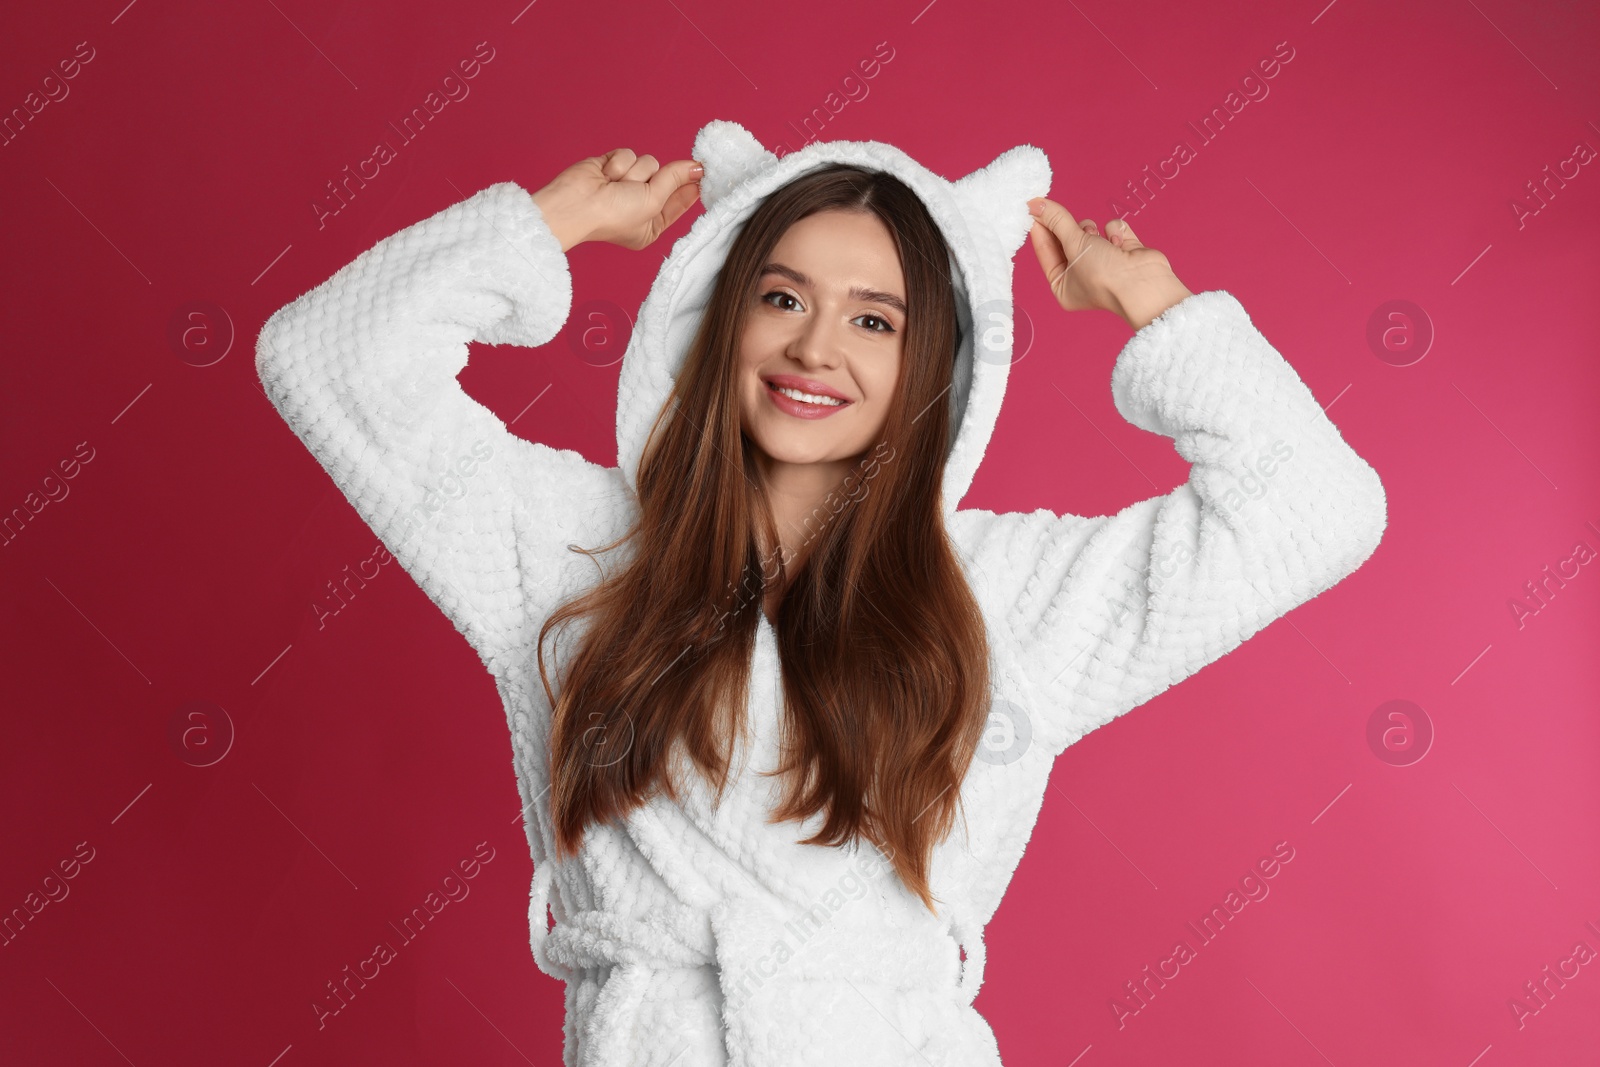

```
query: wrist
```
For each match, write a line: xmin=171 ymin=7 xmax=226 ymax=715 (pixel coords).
xmin=1118 ymin=274 xmax=1193 ymax=331
xmin=529 ymin=185 xmax=588 ymax=253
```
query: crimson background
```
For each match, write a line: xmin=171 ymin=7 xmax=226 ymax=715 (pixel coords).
xmin=1 ymin=1 xmax=1597 ymax=1065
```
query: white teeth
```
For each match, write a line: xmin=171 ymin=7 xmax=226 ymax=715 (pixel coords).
xmin=772 ymin=384 xmax=845 ymax=407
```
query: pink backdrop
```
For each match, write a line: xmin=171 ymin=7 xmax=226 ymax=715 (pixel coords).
xmin=3 ymin=0 xmax=1597 ymax=1063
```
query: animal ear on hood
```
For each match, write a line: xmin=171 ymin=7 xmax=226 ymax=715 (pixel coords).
xmin=693 ymin=120 xmax=780 ymax=211
xmin=952 ymin=142 xmax=1055 ymax=257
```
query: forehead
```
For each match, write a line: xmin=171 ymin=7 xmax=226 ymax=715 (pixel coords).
xmin=766 ymin=210 xmax=904 ymax=289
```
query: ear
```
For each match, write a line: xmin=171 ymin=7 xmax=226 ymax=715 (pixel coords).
xmin=693 ymin=120 xmax=780 ymax=211
xmin=952 ymin=143 xmax=1053 ymax=254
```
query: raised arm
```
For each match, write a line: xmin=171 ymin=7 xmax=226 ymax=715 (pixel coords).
xmin=254 ymin=180 xmax=618 ymax=672
xmin=954 ymin=288 xmax=1386 ymax=756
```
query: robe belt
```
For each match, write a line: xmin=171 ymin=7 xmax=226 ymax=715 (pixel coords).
xmin=533 ymin=885 xmax=974 ymax=1067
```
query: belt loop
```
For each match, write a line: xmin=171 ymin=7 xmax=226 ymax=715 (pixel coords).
xmin=953 ymin=916 xmax=986 ymax=1004
xmin=528 ymin=860 xmax=576 ymax=983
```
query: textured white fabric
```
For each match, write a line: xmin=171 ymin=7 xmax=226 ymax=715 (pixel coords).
xmin=255 ymin=119 xmax=1387 ymax=1066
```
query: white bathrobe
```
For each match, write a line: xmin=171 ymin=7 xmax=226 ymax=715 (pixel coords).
xmin=255 ymin=119 xmax=1387 ymax=1066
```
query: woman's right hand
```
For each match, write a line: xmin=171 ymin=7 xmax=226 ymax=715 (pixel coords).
xmin=1027 ymin=198 xmax=1192 ymax=331
xmin=531 ymin=149 xmax=703 ymax=253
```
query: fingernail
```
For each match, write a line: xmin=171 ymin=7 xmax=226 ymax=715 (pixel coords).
xmin=690 ymin=161 xmax=705 ymax=176
xmin=1027 ymin=199 xmax=1042 ymax=216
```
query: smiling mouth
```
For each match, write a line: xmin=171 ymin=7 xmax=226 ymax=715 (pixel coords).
xmin=765 ymin=380 xmax=852 ymax=418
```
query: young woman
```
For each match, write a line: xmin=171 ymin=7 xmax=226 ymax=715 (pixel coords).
xmin=256 ymin=120 xmax=1386 ymax=1067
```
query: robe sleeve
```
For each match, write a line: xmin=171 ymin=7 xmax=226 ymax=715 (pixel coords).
xmin=254 ymin=180 xmax=618 ymax=671
xmin=952 ymin=290 xmax=1387 ymax=756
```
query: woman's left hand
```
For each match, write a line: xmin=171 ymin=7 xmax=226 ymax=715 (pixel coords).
xmin=1027 ymin=197 xmax=1194 ymax=331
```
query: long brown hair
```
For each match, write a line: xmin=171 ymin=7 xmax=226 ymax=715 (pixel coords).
xmin=536 ymin=163 xmax=991 ymax=910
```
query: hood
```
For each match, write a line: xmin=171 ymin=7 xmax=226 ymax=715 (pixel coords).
xmin=614 ymin=118 xmax=1052 ymax=516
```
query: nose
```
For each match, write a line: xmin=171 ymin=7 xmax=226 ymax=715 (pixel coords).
xmin=786 ymin=313 xmax=843 ymax=372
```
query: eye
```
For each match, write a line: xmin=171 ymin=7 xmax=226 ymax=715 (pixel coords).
xmin=758 ymin=290 xmax=896 ymax=334
xmin=760 ymin=290 xmax=802 ymax=312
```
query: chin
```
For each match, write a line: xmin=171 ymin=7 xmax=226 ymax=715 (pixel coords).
xmin=749 ymin=427 xmax=842 ymax=466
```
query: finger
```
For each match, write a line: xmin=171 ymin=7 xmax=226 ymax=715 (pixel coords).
xmin=1027 ymin=218 xmax=1068 ymax=282
xmin=1030 ymin=198 xmax=1088 ymax=263
xmin=600 ymin=148 xmax=637 ymax=179
xmin=648 ymin=158 xmax=703 ymax=203
xmin=1080 ymin=219 xmax=1099 ymax=237
xmin=1027 ymin=198 xmax=1086 ymax=281
xmin=1106 ymin=217 xmax=1143 ymax=250
xmin=658 ymin=177 xmax=701 ymax=231
xmin=649 ymin=158 xmax=705 ymax=230
xmin=623 ymin=153 xmax=660 ymax=182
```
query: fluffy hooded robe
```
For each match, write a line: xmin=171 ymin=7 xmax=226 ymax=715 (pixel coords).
xmin=255 ymin=119 xmax=1387 ymax=1066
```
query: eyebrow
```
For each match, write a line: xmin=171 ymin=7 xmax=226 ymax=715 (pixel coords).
xmin=759 ymin=262 xmax=907 ymax=317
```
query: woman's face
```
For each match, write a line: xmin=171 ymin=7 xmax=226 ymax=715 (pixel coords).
xmin=737 ymin=209 xmax=906 ymax=468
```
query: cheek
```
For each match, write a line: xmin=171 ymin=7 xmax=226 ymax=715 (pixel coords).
xmin=736 ymin=328 xmax=771 ymax=412
xmin=740 ymin=312 xmax=787 ymax=357
xmin=865 ymin=351 xmax=902 ymax=409
xmin=848 ymin=356 xmax=900 ymax=444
